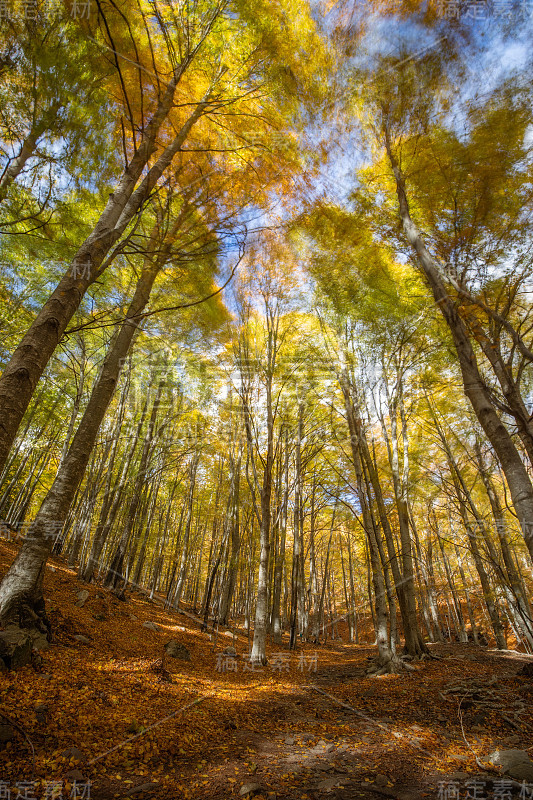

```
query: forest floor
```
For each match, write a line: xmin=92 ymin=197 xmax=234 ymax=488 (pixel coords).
xmin=1 ymin=539 xmax=532 ymax=800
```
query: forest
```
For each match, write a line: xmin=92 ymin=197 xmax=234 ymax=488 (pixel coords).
xmin=0 ymin=0 xmax=533 ymax=798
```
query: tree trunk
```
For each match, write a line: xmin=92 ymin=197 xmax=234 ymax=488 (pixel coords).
xmin=219 ymin=453 xmax=241 ymax=626
xmin=172 ymin=451 xmax=200 ymax=608
xmin=0 ymin=90 xmax=209 ymax=473
xmin=340 ymin=370 xmax=403 ymax=670
xmin=340 ymin=368 xmax=426 ymax=658
xmin=384 ymin=132 xmax=533 ymax=565
xmin=0 ymin=255 xmax=162 ymax=625
xmin=474 ymin=443 xmax=533 ymax=647
xmin=289 ymin=403 xmax=305 ymax=649
xmin=271 ymin=431 xmax=289 ymax=644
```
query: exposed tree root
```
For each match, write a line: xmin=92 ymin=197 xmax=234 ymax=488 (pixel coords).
xmin=0 ymin=591 xmax=51 ymax=638
xmin=366 ymin=654 xmax=416 ymax=675
xmin=404 ymin=649 xmax=443 ymax=662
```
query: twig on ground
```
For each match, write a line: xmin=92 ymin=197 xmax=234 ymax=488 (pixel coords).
xmin=457 ymin=695 xmax=496 ymax=773
xmin=501 ymin=714 xmax=523 ymax=731
xmin=0 ymin=710 xmax=36 ymax=779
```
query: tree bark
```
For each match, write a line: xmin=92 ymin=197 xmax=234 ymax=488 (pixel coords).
xmin=0 ymin=253 xmax=162 ymax=625
xmin=172 ymin=451 xmax=200 ymax=608
xmin=384 ymin=131 xmax=533 ymax=565
xmin=0 ymin=89 xmax=209 ymax=473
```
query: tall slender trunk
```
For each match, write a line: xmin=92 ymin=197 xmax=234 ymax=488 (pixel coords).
xmin=453 ymin=544 xmax=479 ymax=644
xmin=341 ymin=371 xmax=398 ymax=667
xmin=411 ymin=513 xmax=441 ymax=641
xmin=436 ymin=525 xmax=467 ymax=643
xmin=242 ymin=299 xmax=280 ymax=665
xmin=0 ymin=254 xmax=162 ymax=625
xmin=382 ymin=368 xmax=427 ymax=655
xmin=316 ymin=507 xmax=336 ymax=643
xmin=289 ymin=403 xmax=305 ymax=649
xmin=271 ymin=431 xmax=289 ymax=644
xmin=450 ymin=487 xmax=507 ymax=650
xmin=150 ymin=469 xmax=182 ymax=598
xmin=346 ymin=530 xmax=358 ymax=643
xmin=339 ymin=531 xmax=354 ymax=642
xmin=341 ymin=368 xmax=426 ymax=656
xmin=384 ymin=131 xmax=533 ymax=565
xmin=0 ymin=88 xmax=209 ymax=472
xmin=172 ymin=450 xmax=200 ymax=608
xmin=425 ymin=530 xmax=445 ymax=639
xmin=132 ymin=470 xmax=162 ymax=588
xmin=219 ymin=453 xmax=241 ymax=626
xmin=78 ymin=373 xmax=131 ymax=581
xmin=474 ymin=443 xmax=533 ymax=646
xmin=250 ymin=432 xmax=273 ymax=664
xmin=430 ymin=406 xmax=507 ymax=648
xmin=104 ymin=373 xmax=166 ymax=592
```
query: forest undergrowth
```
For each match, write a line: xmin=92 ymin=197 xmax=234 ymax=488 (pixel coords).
xmin=1 ymin=541 xmax=532 ymax=800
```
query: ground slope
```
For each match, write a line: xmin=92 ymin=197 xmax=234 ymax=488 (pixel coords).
xmin=1 ymin=540 xmax=532 ymax=800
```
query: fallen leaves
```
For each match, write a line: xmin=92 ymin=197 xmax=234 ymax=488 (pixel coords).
xmin=1 ymin=541 xmax=532 ymax=800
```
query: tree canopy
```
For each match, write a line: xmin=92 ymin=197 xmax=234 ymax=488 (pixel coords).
xmin=1 ymin=2 xmax=533 ymax=796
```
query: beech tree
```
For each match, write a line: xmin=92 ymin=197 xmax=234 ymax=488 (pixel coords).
xmin=1 ymin=0 xmax=532 ymax=673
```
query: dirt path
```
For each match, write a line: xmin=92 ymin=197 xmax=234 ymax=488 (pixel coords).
xmin=150 ymin=643 xmax=531 ymax=800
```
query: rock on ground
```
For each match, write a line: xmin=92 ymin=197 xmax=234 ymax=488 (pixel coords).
xmin=165 ymin=639 xmax=191 ymax=660
xmin=488 ymin=749 xmax=533 ymax=782
xmin=64 ymin=769 xmax=85 ymax=781
xmin=317 ymin=777 xmax=346 ymax=790
xmin=73 ymin=634 xmax=92 ymax=645
xmin=128 ymin=782 xmax=159 ymax=795
xmin=61 ymin=746 xmax=85 ymax=762
xmin=0 ymin=626 xmax=33 ymax=669
xmin=143 ymin=621 xmax=163 ymax=632
xmin=239 ymin=784 xmax=262 ymax=797
xmin=75 ymin=589 xmax=90 ymax=607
